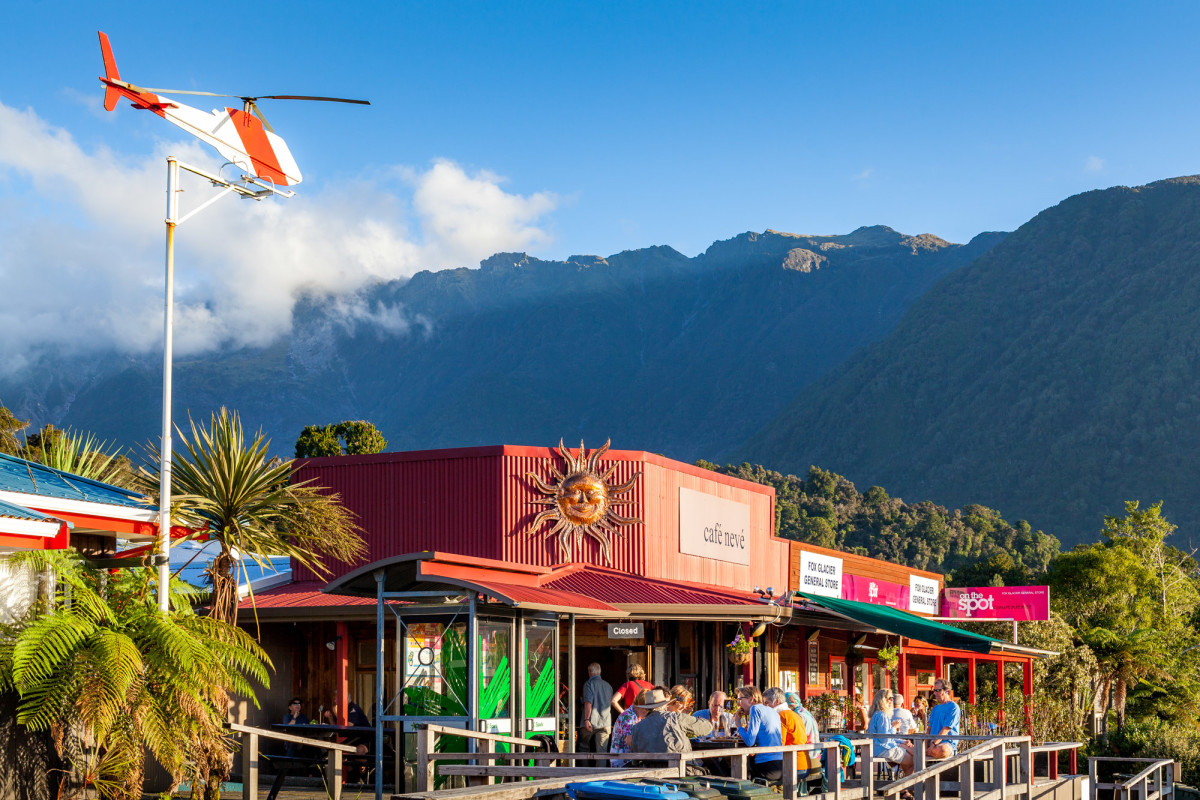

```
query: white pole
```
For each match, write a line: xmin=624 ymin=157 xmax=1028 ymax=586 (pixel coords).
xmin=158 ymin=156 xmax=179 ymax=613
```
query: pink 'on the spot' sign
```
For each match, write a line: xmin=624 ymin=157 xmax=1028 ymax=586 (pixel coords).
xmin=940 ymin=586 xmax=1050 ymax=621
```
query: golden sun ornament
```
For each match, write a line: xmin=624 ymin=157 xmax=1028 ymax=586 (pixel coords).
xmin=527 ymin=439 xmax=642 ymax=564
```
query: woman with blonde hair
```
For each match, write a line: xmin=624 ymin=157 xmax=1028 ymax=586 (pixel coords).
xmin=612 ymin=663 xmax=654 ymax=715
xmin=867 ymin=689 xmax=905 ymax=768
xmin=667 ymin=685 xmax=695 ymax=713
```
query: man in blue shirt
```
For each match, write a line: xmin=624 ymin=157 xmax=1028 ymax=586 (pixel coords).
xmin=735 ymin=685 xmax=783 ymax=781
xmin=579 ymin=662 xmax=614 ymax=752
xmin=924 ymin=679 xmax=961 ymax=759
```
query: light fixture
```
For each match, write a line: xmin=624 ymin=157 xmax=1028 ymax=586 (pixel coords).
xmin=851 ymin=634 xmax=868 ymax=648
xmin=750 ymin=620 xmax=768 ymax=638
xmin=806 ymin=629 xmax=821 ymax=643
xmin=325 ymin=635 xmax=342 ymax=651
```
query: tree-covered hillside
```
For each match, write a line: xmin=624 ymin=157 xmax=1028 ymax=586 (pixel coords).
xmin=740 ymin=176 xmax=1200 ymax=548
xmin=699 ymin=460 xmax=1060 ymax=585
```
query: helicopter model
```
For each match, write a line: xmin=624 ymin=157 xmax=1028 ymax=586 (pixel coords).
xmin=97 ymin=31 xmax=368 ymax=188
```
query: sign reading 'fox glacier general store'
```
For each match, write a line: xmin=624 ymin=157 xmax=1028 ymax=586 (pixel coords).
xmin=798 ymin=550 xmax=844 ymax=597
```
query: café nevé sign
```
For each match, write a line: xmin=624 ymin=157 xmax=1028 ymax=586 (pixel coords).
xmin=678 ymin=487 xmax=751 ymax=566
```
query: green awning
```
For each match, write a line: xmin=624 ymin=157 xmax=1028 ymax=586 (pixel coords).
xmin=795 ymin=591 xmax=1039 ymax=656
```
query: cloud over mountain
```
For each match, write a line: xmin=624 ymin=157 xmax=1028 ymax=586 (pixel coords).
xmin=0 ymin=102 xmax=558 ymax=373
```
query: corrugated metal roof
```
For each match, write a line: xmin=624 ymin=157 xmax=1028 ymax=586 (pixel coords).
xmin=544 ymin=565 xmax=766 ymax=607
xmin=238 ymin=581 xmax=378 ymax=610
xmin=0 ymin=498 xmax=54 ymax=522
xmin=0 ymin=453 xmax=150 ymax=509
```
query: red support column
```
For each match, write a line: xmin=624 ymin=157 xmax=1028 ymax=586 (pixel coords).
xmin=336 ymin=621 xmax=350 ymax=725
xmin=898 ymin=644 xmax=908 ymax=698
xmin=1023 ymin=659 xmax=1034 ymax=738
xmin=997 ymin=659 xmax=1006 ymax=727
xmin=967 ymin=657 xmax=977 ymax=704
xmin=935 ymin=654 xmax=944 ymax=684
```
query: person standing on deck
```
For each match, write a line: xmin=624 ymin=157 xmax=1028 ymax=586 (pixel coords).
xmin=612 ymin=664 xmax=654 ymax=715
xmin=579 ymin=662 xmax=614 ymax=752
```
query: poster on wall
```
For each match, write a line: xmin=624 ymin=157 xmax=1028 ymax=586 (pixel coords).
xmin=909 ymin=575 xmax=940 ymax=615
xmin=797 ymin=550 xmax=843 ymax=597
xmin=842 ymin=574 xmax=905 ymax=607
xmin=807 ymin=640 xmax=820 ymax=686
xmin=940 ymin=586 xmax=1050 ymax=621
xmin=679 ymin=487 xmax=751 ymax=566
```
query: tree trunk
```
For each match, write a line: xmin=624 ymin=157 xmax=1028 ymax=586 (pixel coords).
xmin=1114 ymin=675 xmax=1128 ymax=731
xmin=200 ymin=549 xmax=236 ymax=800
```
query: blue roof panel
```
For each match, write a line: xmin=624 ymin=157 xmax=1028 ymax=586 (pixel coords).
xmin=0 ymin=453 xmax=151 ymax=510
xmin=0 ymin=498 xmax=54 ymax=522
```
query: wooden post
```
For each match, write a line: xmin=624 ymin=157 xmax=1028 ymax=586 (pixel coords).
xmin=731 ymin=753 xmax=748 ymax=780
xmin=913 ymin=742 xmax=926 ymax=800
xmin=242 ymin=731 xmax=259 ymax=800
xmin=478 ymin=737 xmax=495 ymax=786
xmin=968 ymin=658 xmax=977 ymax=705
xmin=997 ymin=661 xmax=1006 ymax=728
xmin=860 ymin=743 xmax=873 ymax=799
xmin=960 ymin=753 xmax=975 ymax=800
xmin=782 ymin=749 xmax=797 ymax=799
xmin=1019 ymin=738 xmax=1032 ymax=800
xmin=992 ymin=737 xmax=1006 ymax=792
xmin=416 ymin=724 xmax=436 ymax=793
xmin=568 ymin=614 xmax=577 ymax=754
xmin=326 ymin=749 xmax=342 ymax=800
xmin=1023 ymin=660 xmax=1034 ymax=738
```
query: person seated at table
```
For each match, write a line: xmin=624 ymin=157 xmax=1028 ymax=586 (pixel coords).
xmin=282 ymin=697 xmax=309 ymax=757
xmin=868 ymin=689 xmax=907 ymax=774
xmin=609 ymin=688 xmax=647 ymax=767
xmin=898 ymin=679 xmax=960 ymax=775
xmin=631 ymin=687 xmax=713 ymax=775
xmin=891 ymin=693 xmax=917 ymax=735
xmin=764 ymin=687 xmax=811 ymax=771
xmin=347 ymin=701 xmax=371 ymax=729
xmin=735 ymin=685 xmax=783 ymax=782
xmin=912 ymin=696 xmax=929 ymax=731
xmin=693 ymin=691 xmax=736 ymax=737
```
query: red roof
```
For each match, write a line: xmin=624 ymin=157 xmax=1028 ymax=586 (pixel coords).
xmin=544 ymin=564 xmax=765 ymax=607
xmin=245 ymin=553 xmax=772 ymax=619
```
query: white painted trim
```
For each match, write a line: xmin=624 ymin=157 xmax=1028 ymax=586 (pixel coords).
xmin=0 ymin=490 xmax=157 ymax=522
xmin=0 ymin=517 xmax=62 ymax=538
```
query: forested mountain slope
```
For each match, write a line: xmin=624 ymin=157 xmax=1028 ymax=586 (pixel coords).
xmin=741 ymin=176 xmax=1200 ymax=548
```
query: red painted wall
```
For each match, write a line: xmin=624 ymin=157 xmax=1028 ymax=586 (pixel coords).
xmin=292 ymin=444 xmax=788 ymax=592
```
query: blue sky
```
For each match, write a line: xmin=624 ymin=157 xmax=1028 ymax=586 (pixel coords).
xmin=2 ymin=1 xmax=1199 ymax=363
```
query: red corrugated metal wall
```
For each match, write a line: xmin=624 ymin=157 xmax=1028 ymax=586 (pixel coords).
xmin=292 ymin=449 xmax=506 ymax=582
xmin=292 ymin=445 xmax=783 ymax=587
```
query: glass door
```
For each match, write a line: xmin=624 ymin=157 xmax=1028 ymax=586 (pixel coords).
xmin=477 ymin=619 xmax=514 ymax=735
xmin=523 ymin=619 xmax=557 ymax=737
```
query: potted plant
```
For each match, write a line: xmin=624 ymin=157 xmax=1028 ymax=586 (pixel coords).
xmin=877 ymin=643 xmax=900 ymax=672
xmin=726 ymin=632 xmax=754 ymax=665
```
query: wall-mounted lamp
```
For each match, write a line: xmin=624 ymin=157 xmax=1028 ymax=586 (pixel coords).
xmin=851 ymin=634 xmax=868 ymax=648
xmin=806 ymin=629 xmax=821 ymax=643
xmin=750 ymin=620 xmax=768 ymax=638
xmin=325 ymin=635 xmax=343 ymax=652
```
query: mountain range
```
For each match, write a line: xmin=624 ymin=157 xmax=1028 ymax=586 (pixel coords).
xmin=0 ymin=224 xmax=998 ymax=467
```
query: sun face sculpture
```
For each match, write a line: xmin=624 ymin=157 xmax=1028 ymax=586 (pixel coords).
xmin=527 ymin=439 xmax=641 ymax=564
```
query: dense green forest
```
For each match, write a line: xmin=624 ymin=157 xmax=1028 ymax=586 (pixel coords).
xmin=701 ymin=459 xmax=1200 ymax=778
xmin=698 ymin=460 xmax=1060 ymax=587
xmin=741 ymin=177 xmax=1200 ymax=551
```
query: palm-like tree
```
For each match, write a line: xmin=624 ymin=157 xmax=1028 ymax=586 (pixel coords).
xmin=148 ymin=407 xmax=366 ymax=627
xmin=21 ymin=425 xmax=135 ymax=488
xmin=1081 ymin=626 xmax=1169 ymax=734
xmin=0 ymin=548 xmax=270 ymax=799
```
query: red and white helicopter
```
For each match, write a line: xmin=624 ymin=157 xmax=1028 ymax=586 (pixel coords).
xmin=97 ymin=31 xmax=368 ymax=188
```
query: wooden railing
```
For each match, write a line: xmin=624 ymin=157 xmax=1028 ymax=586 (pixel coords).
xmin=1089 ymin=757 xmax=1179 ymax=800
xmin=231 ymin=722 xmax=358 ymax=800
xmin=406 ymin=726 xmax=1090 ymax=800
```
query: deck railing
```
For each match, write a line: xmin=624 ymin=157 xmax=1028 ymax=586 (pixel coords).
xmin=1089 ymin=757 xmax=1179 ymax=800
xmin=231 ymin=721 xmax=359 ymax=800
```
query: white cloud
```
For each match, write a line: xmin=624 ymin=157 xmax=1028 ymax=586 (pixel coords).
xmin=853 ymin=167 xmax=874 ymax=181
xmin=1085 ymin=155 xmax=1105 ymax=172
xmin=0 ymin=102 xmax=558 ymax=373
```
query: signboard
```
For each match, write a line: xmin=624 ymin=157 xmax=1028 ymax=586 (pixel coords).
xmin=608 ymin=622 xmax=644 ymax=638
xmin=807 ymin=640 xmax=820 ymax=686
xmin=679 ymin=487 xmax=751 ymax=566
xmin=842 ymin=574 xmax=905 ymax=608
xmin=940 ymin=586 xmax=1050 ymax=621
xmin=797 ymin=550 xmax=843 ymax=597
xmin=909 ymin=575 xmax=940 ymax=615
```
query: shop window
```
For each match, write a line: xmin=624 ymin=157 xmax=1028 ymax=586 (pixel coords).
xmin=916 ymin=671 xmax=935 ymax=687
xmin=830 ymin=659 xmax=846 ymax=693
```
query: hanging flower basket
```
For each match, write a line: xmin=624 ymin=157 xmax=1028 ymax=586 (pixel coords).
xmin=726 ymin=632 xmax=754 ymax=665
xmin=728 ymin=649 xmax=752 ymax=666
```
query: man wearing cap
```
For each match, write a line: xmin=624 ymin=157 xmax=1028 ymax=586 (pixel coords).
xmin=630 ymin=686 xmax=713 ymax=775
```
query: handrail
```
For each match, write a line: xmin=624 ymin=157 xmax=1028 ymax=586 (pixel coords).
xmin=231 ymin=722 xmax=357 ymax=800
xmin=1089 ymin=756 xmax=1178 ymax=800
xmin=879 ymin=736 xmax=1027 ymax=795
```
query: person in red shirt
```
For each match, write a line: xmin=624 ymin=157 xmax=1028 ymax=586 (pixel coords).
xmin=611 ymin=664 xmax=654 ymax=715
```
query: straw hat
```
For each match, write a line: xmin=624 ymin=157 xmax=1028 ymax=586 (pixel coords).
xmin=635 ymin=688 xmax=671 ymax=709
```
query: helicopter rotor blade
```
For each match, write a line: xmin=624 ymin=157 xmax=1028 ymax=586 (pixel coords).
xmin=139 ymin=87 xmax=238 ymax=98
xmin=254 ymin=95 xmax=371 ymax=105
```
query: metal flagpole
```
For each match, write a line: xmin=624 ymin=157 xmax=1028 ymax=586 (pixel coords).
xmin=158 ymin=156 xmax=179 ymax=613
